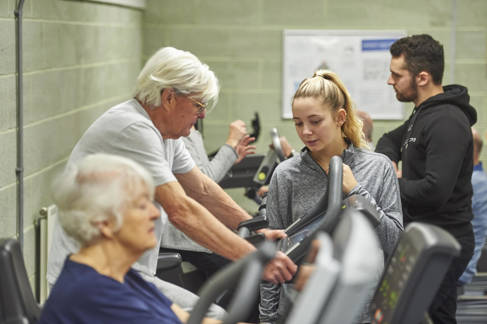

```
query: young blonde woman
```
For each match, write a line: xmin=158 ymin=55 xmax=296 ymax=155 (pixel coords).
xmin=259 ymin=70 xmax=403 ymax=323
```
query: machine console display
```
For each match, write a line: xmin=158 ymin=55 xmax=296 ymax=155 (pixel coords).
xmin=370 ymin=223 xmax=460 ymax=324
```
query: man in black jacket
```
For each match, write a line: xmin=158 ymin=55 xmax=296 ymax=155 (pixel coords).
xmin=376 ymin=34 xmax=477 ymax=324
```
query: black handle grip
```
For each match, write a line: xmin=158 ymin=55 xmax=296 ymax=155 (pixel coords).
xmin=285 ymin=155 xmax=343 ymax=237
xmin=187 ymin=241 xmax=276 ymax=324
xmin=284 ymin=156 xmax=344 ymax=264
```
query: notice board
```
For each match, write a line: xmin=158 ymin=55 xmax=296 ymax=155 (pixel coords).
xmin=282 ymin=30 xmax=406 ymax=119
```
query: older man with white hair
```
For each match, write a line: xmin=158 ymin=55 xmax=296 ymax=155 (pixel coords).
xmin=47 ymin=47 xmax=296 ymax=317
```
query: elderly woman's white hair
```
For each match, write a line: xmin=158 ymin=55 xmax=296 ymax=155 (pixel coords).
xmin=135 ymin=47 xmax=219 ymax=111
xmin=52 ymin=153 xmax=155 ymax=246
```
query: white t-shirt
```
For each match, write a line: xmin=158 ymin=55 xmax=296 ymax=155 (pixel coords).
xmin=47 ymin=99 xmax=197 ymax=284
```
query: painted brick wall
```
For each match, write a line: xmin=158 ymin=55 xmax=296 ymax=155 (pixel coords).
xmin=0 ymin=0 xmax=143 ymax=288
xmin=1 ymin=0 xmax=486 ymax=293
xmin=143 ymin=0 xmax=487 ymax=210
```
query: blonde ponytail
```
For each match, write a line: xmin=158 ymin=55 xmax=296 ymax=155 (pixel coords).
xmin=293 ymin=70 xmax=367 ymax=148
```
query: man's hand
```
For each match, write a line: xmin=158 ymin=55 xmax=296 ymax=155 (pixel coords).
xmin=234 ymin=135 xmax=256 ymax=163
xmin=226 ymin=120 xmax=247 ymax=149
xmin=256 ymin=228 xmax=287 ymax=241
xmin=262 ymin=251 xmax=297 ymax=284
xmin=391 ymin=161 xmax=402 ymax=178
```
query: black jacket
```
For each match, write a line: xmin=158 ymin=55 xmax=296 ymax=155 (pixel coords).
xmin=376 ymin=85 xmax=477 ymax=232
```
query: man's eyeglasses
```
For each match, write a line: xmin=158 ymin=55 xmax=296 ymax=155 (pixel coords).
xmin=187 ymin=97 xmax=207 ymax=114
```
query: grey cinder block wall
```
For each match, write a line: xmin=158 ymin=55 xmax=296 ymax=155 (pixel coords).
xmin=0 ymin=0 xmax=143 ymax=288
xmin=0 ymin=0 xmax=485 ymax=293
xmin=143 ymin=0 xmax=486 ymax=210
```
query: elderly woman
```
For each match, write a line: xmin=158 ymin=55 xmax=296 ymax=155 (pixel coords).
xmin=39 ymin=154 xmax=222 ymax=324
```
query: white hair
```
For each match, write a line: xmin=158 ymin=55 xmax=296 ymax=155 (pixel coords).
xmin=52 ymin=153 xmax=155 ymax=246
xmin=135 ymin=47 xmax=219 ymax=111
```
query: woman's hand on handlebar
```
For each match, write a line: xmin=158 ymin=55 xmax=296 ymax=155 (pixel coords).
xmin=342 ymin=163 xmax=358 ymax=195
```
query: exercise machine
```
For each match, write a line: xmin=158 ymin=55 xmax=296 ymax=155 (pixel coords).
xmin=0 ymin=238 xmax=41 ymax=324
xmin=370 ymin=223 xmax=461 ymax=324
xmin=187 ymin=241 xmax=277 ymax=324
xmin=219 ymin=127 xmax=286 ymax=204
xmin=278 ymin=155 xmax=344 ymax=264
xmin=286 ymin=207 xmax=382 ymax=324
xmin=277 ymin=156 xmax=381 ymax=265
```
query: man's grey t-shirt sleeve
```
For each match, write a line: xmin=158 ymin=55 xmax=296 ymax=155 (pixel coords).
xmin=172 ymin=138 xmax=195 ymax=174
xmin=117 ymin=122 xmax=177 ymax=186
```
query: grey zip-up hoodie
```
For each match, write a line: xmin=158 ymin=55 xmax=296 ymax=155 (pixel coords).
xmin=260 ymin=144 xmax=403 ymax=322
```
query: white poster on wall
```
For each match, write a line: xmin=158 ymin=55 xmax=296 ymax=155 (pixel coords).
xmin=282 ymin=30 xmax=406 ymax=119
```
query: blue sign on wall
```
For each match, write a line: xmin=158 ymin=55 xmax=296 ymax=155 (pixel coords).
xmin=362 ymin=39 xmax=397 ymax=51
